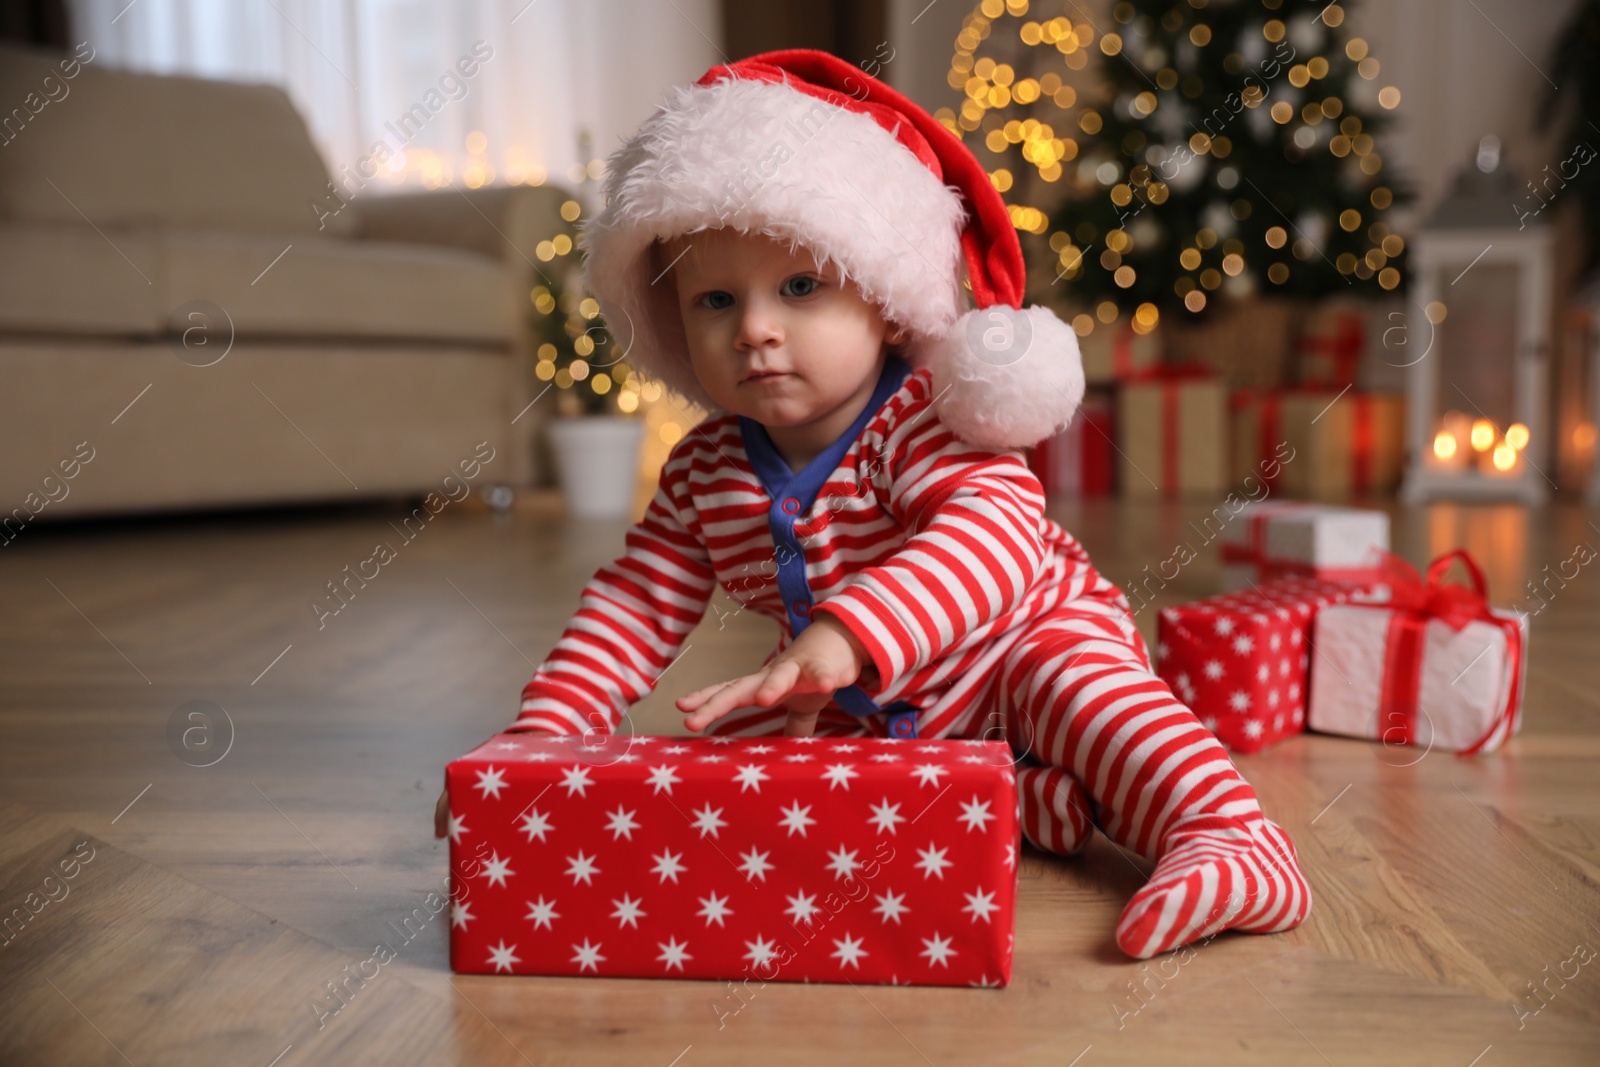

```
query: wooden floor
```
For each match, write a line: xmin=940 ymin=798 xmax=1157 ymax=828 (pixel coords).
xmin=2 ymin=488 xmax=1599 ymax=1065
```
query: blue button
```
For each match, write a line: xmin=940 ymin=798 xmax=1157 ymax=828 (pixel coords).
xmin=781 ymin=497 xmax=800 ymax=514
xmin=892 ymin=716 xmax=914 ymax=736
xmin=793 ymin=600 xmax=811 ymax=617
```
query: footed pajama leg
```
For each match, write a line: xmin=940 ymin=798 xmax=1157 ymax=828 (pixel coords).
xmin=993 ymin=592 xmax=1312 ymax=959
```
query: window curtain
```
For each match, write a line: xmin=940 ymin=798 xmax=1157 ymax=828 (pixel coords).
xmin=66 ymin=0 xmax=723 ymax=198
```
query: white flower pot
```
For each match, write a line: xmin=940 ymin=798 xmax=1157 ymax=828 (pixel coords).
xmin=547 ymin=415 xmax=645 ymax=519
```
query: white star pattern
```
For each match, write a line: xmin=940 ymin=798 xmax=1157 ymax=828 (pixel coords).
xmin=1244 ymin=719 xmax=1265 ymax=738
xmin=909 ymin=763 xmax=949 ymax=788
xmin=657 ymin=936 xmax=692 ymax=972
xmin=1231 ymin=634 xmax=1255 ymax=656
xmin=873 ymin=889 xmax=910 ymax=924
xmin=610 ymin=893 xmax=646 ymax=929
xmin=920 ymin=932 xmax=957 ymax=967
xmin=571 ymin=938 xmax=605 ymax=973
xmin=1203 ymin=659 xmax=1226 ymax=680
xmin=1228 ymin=690 xmax=1251 ymax=712
xmin=915 ymin=844 xmax=953 ymax=879
xmin=821 ymin=762 xmax=859 ymax=790
xmin=867 ymin=798 xmax=907 ymax=834
xmin=868 ymin=751 xmax=903 ymax=762
xmin=962 ymin=888 xmax=1000 ymax=923
xmin=697 ymin=891 xmax=733 ymax=927
xmin=732 ymin=763 xmax=770 ymax=793
xmin=663 ymin=744 xmax=690 ymax=754
xmin=743 ymin=935 xmax=781 ymax=971
xmin=747 ymin=743 xmax=775 ymax=754
xmin=446 ymin=812 xmax=468 ymax=844
xmin=737 ymin=847 xmax=775 ymax=882
xmin=781 ymin=752 xmax=815 ymax=762
xmin=486 ymin=939 xmax=520 ymax=973
xmin=785 ymin=890 xmax=822 ymax=925
xmin=778 ymin=800 xmax=817 ymax=837
xmin=651 ymin=848 xmax=687 ymax=884
xmin=480 ymin=852 xmax=514 ymax=888
xmin=517 ymin=806 xmax=553 ymax=843
xmin=690 ymin=803 xmax=728 ymax=839
xmin=604 ymin=805 xmax=640 ymax=840
xmin=525 ymin=895 xmax=559 ymax=930
xmin=559 ymin=764 xmax=593 ymax=798
xmin=1256 ymin=663 xmax=1270 ymax=682
xmin=646 ymin=763 xmax=681 ymax=795
xmin=1214 ymin=617 xmax=1235 ymax=635
xmin=831 ymin=933 xmax=868 ymax=969
xmin=697 ymin=753 xmax=728 ymax=763
xmin=474 ymin=766 xmax=507 ymax=800
xmin=564 ymin=850 xmax=600 ymax=886
xmin=957 ymin=796 xmax=997 ymax=833
xmin=825 ymin=845 xmax=863 ymax=881
xmin=451 ymin=899 xmax=473 ymax=930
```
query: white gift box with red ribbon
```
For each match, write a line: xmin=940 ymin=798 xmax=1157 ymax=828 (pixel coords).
xmin=1307 ymin=550 xmax=1528 ymax=755
xmin=1219 ymin=501 xmax=1390 ymax=593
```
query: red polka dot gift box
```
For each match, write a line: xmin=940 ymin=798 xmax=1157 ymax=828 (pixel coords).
xmin=444 ymin=733 xmax=1020 ymax=987
xmin=1155 ymin=576 xmax=1387 ymax=754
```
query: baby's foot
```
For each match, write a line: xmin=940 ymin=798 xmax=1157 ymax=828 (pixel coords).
xmin=1114 ymin=813 xmax=1311 ymax=959
xmin=1016 ymin=764 xmax=1093 ymax=857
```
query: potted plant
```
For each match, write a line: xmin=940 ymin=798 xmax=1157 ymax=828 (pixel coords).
xmin=530 ymin=209 xmax=645 ymax=520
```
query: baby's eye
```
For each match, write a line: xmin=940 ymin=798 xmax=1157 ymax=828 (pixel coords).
xmin=696 ymin=291 xmax=734 ymax=311
xmin=781 ymin=275 xmax=821 ymax=298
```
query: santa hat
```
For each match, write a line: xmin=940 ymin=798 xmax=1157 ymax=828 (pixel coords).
xmin=579 ymin=48 xmax=1084 ymax=450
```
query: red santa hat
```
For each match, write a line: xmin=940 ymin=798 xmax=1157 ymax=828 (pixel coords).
xmin=579 ymin=48 xmax=1084 ymax=450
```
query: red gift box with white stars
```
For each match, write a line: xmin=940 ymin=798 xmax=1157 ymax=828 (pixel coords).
xmin=1154 ymin=577 xmax=1382 ymax=754
xmin=444 ymin=733 xmax=1020 ymax=987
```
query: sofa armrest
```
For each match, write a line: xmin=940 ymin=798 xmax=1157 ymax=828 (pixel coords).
xmin=352 ymin=184 xmax=577 ymax=270
xmin=353 ymin=184 xmax=582 ymax=493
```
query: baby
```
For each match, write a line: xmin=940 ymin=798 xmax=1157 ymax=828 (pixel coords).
xmin=438 ymin=49 xmax=1310 ymax=961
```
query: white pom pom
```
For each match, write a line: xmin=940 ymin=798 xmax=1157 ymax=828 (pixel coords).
xmin=923 ymin=305 xmax=1085 ymax=450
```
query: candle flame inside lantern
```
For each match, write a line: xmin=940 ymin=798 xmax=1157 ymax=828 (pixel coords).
xmin=1470 ymin=419 xmax=1496 ymax=451
xmin=1433 ymin=430 xmax=1458 ymax=460
xmin=1492 ymin=443 xmax=1516 ymax=471
xmin=1505 ymin=423 xmax=1529 ymax=450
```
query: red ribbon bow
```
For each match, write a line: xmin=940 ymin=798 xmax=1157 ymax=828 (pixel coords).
xmin=1344 ymin=549 xmax=1525 ymax=757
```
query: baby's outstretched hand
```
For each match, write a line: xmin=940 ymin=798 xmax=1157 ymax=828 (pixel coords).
xmin=677 ymin=615 xmax=873 ymax=737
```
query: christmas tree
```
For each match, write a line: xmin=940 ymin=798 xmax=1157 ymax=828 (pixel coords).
xmin=934 ymin=0 xmax=1413 ymax=336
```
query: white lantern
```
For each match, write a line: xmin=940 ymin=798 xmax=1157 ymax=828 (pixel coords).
xmin=1399 ymin=136 xmax=1552 ymax=506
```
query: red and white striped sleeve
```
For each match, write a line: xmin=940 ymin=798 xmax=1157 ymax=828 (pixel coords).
xmin=810 ymin=386 xmax=1048 ymax=692
xmin=510 ymin=439 xmax=717 ymax=736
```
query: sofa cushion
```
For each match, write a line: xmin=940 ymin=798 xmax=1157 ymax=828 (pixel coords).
xmin=0 ymin=221 xmax=162 ymax=333
xmin=158 ymin=230 xmax=519 ymax=344
xmin=0 ymin=42 xmax=354 ymax=238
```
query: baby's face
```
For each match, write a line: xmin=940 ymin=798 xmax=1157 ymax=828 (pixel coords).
xmin=662 ymin=227 xmax=906 ymax=426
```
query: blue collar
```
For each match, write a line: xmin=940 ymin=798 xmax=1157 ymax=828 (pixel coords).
xmin=738 ymin=356 xmax=911 ymax=507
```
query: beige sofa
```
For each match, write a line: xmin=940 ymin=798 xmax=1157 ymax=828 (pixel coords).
xmin=0 ymin=42 xmax=566 ymax=524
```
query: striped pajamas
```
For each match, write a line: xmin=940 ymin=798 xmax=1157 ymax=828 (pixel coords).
xmin=512 ymin=357 xmax=1310 ymax=958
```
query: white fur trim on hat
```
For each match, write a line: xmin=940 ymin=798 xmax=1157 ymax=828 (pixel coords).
xmin=580 ymin=74 xmax=968 ymax=415
xmin=924 ymin=305 xmax=1085 ymax=451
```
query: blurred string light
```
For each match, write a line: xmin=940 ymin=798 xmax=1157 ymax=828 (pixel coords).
xmin=526 ymin=189 xmax=694 ymax=460
xmin=935 ymin=0 xmax=1410 ymax=328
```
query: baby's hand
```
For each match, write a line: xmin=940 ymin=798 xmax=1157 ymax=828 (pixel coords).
xmin=677 ymin=615 xmax=872 ymax=737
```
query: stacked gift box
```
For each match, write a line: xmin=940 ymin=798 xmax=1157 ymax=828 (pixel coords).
xmin=1026 ymin=391 xmax=1115 ymax=500
xmin=1156 ymin=539 xmax=1528 ymax=757
xmin=1216 ymin=500 xmax=1391 ymax=592
xmin=445 ymin=734 xmax=1020 ymax=986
